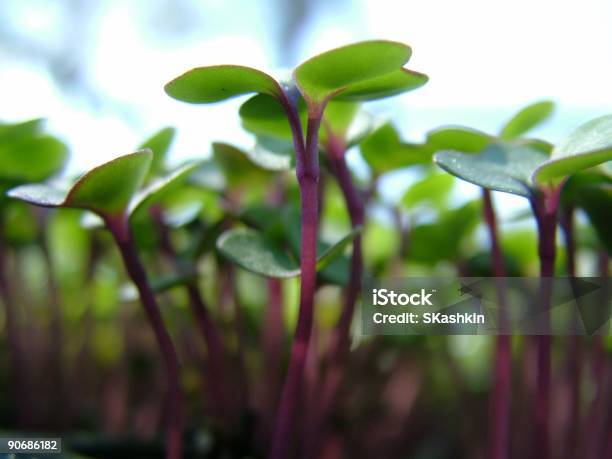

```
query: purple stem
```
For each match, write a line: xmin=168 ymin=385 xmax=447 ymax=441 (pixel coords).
xmin=152 ymin=207 xmax=233 ymax=433
xmin=530 ymin=188 xmax=561 ymax=459
xmin=482 ymin=189 xmax=511 ymax=459
xmin=270 ymin=103 xmax=323 ymax=459
xmin=0 ymin=230 xmax=32 ymax=427
xmin=261 ymin=278 xmax=284 ymax=439
xmin=559 ymin=205 xmax=583 ymax=459
xmin=105 ymin=215 xmax=183 ymax=459
xmin=304 ymin=132 xmax=365 ymax=456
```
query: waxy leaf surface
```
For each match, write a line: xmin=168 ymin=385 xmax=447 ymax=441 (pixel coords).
xmin=435 ymin=143 xmax=548 ymax=197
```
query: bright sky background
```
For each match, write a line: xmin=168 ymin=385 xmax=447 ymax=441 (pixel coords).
xmin=1 ymin=0 xmax=611 ymax=213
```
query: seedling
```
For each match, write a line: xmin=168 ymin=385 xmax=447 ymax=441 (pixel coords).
xmin=434 ymin=114 xmax=612 ymax=459
xmin=8 ymin=151 xmax=200 ymax=459
xmin=165 ymin=39 xmax=426 ymax=457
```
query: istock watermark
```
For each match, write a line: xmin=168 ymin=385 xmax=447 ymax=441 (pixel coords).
xmin=362 ymin=277 xmax=611 ymax=335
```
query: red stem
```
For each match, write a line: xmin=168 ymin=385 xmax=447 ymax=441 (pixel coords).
xmin=152 ymin=207 xmax=233 ymax=432
xmin=530 ymin=188 xmax=560 ymax=459
xmin=0 ymin=231 xmax=32 ymax=427
xmin=559 ymin=205 xmax=583 ymax=459
xmin=482 ymin=189 xmax=511 ymax=459
xmin=304 ymin=133 xmax=365 ymax=456
xmin=270 ymin=105 xmax=322 ymax=459
xmin=106 ymin=216 xmax=183 ymax=459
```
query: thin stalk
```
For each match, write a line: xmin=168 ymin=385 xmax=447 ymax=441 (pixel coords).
xmin=0 ymin=230 xmax=31 ymax=427
xmin=270 ymin=104 xmax=323 ymax=459
xmin=584 ymin=251 xmax=609 ymax=459
xmin=305 ymin=133 xmax=365 ymax=456
xmin=105 ymin=215 xmax=183 ymax=459
xmin=482 ymin=188 xmax=511 ymax=459
xmin=560 ymin=205 xmax=582 ymax=459
xmin=152 ymin=207 xmax=233 ymax=432
xmin=530 ymin=188 xmax=560 ymax=459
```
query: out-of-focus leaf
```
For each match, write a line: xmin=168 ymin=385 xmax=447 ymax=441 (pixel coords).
xmin=0 ymin=135 xmax=68 ymax=184
xmin=407 ymin=200 xmax=481 ymax=265
xmin=427 ymin=126 xmax=492 ymax=153
xmin=165 ymin=65 xmax=282 ymax=103
xmin=360 ymin=123 xmax=433 ymax=175
xmin=212 ymin=142 xmax=272 ymax=186
xmin=189 ymin=160 xmax=227 ymax=191
xmin=500 ymin=100 xmax=554 ymax=140
xmin=401 ymin=172 xmax=454 ymax=210
xmin=139 ymin=127 xmax=176 ymax=177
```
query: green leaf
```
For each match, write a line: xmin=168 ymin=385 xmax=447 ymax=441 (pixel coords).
xmin=294 ymin=40 xmax=413 ymax=103
xmin=212 ymin=142 xmax=272 ymax=186
xmin=408 ymin=200 xmax=481 ymax=265
xmin=8 ymin=151 xmax=152 ymax=217
xmin=335 ymin=68 xmax=428 ymax=101
xmin=217 ymin=226 xmax=359 ymax=279
xmin=165 ymin=65 xmax=282 ymax=103
xmin=0 ymin=135 xmax=68 ymax=184
xmin=316 ymin=226 xmax=361 ymax=271
xmin=360 ymin=122 xmax=433 ymax=175
xmin=435 ymin=143 xmax=548 ymax=197
xmin=500 ymin=100 xmax=555 ymax=140
xmin=139 ymin=127 xmax=176 ymax=177
xmin=0 ymin=118 xmax=44 ymax=142
xmin=427 ymin=126 xmax=493 ymax=153
xmin=217 ymin=227 xmax=300 ymax=278
xmin=240 ymin=94 xmax=302 ymax=140
xmin=402 ymin=172 xmax=454 ymax=209
xmin=130 ymin=162 xmax=200 ymax=217
xmin=533 ymin=115 xmax=612 ymax=186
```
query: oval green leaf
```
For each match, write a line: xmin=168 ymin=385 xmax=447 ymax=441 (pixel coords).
xmin=360 ymin=122 xmax=433 ymax=175
xmin=217 ymin=227 xmax=301 ymax=277
xmin=165 ymin=65 xmax=282 ymax=104
xmin=533 ymin=114 xmax=612 ymax=186
xmin=402 ymin=172 xmax=454 ymax=209
xmin=435 ymin=143 xmax=548 ymax=197
xmin=294 ymin=40 xmax=412 ymax=103
xmin=8 ymin=151 xmax=152 ymax=217
xmin=335 ymin=68 xmax=428 ymax=101
xmin=500 ymin=100 xmax=555 ymax=140
xmin=427 ymin=126 xmax=493 ymax=153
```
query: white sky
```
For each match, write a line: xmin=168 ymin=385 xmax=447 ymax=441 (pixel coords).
xmin=0 ymin=0 xmax=610 ymax=213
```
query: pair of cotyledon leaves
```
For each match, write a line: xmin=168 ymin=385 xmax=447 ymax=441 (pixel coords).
xmin=7 ymin=150 xmax=200 ymax=223
xmin=433 ymin=102 xmax=612 ymax=197
xmin=164 ymin=41 xmax=427 ymax=174
xmin=164 ymin=40 xmax=427 ymax=108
